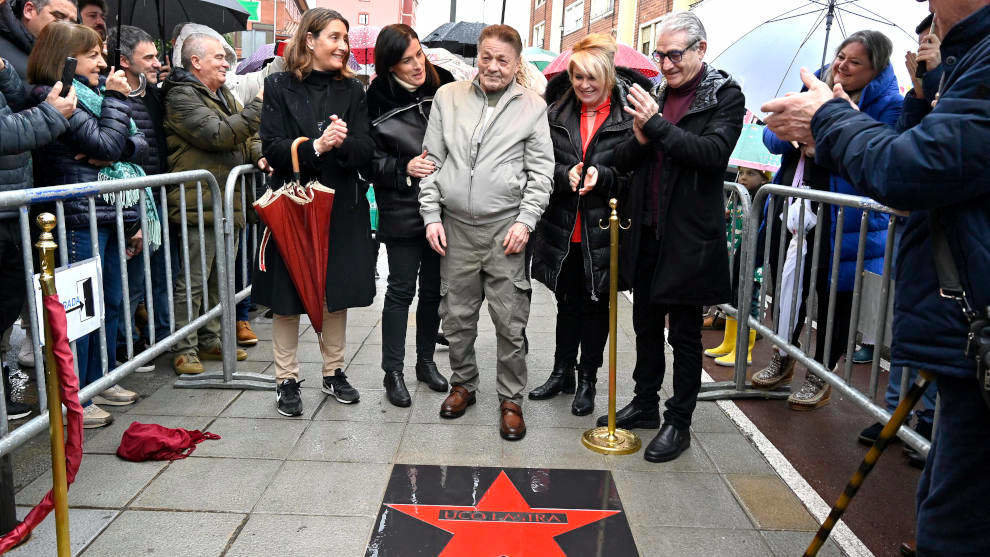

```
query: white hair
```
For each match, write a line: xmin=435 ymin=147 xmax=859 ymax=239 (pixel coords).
xmin=657 ymin=11 xmax=707 ymax=46
xmin=180 ymin=33 xmax=221 ymax=70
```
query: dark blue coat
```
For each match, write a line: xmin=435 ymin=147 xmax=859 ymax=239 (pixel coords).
xmin=811 ymin=5 xmax=990 ymax=379
xmin=764 ymin=64 xmax=902 ymax=291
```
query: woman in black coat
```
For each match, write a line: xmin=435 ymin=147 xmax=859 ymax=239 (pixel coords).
xmin=528 ymin=35 xmax=648 ymax=416
xmin=255 ymin=8 xmax=376 ymax=417
xmin=366 ymin=24 xmax=453 ymax=407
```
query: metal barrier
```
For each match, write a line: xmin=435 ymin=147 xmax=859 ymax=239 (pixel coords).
xmin=175 ymin=164 xmax=273 ymax=389
xmin=699 ymin=183 xmax=932 ymax=455
xmin=0 ymin=170 xmax=234 ymax=457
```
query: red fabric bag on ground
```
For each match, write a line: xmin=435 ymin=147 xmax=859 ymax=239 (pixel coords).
xmin=116 ymin=422 xmax=220 ymax=462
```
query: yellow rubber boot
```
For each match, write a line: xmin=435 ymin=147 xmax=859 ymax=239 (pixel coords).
xmin=715 ymin=328 xmax=756 ymax=366
xmin=705 ymin=317 xmax=736 ymax=358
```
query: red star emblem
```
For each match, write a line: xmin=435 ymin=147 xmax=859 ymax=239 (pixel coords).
xmin=386 ymin=471 xmax=621 ymax=556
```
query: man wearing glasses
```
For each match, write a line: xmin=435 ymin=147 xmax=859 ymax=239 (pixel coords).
xmin=596 ymin=10 xmax=744 ymax=464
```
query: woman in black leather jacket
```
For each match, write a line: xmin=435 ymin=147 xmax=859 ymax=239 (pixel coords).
xmin=528 ymin=35 xmax=648 ymax=416
xmin=367 ymin=24 xmax=454 ymax=407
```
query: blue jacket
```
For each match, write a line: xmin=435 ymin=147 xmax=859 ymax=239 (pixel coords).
xmin=811 ymin=5 xmax=990 ymax=379
xmin=764 ymin=65 xmax=901 ymax=291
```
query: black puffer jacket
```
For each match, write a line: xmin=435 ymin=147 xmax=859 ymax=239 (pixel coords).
xmin=0 ymin=59 xmax=69 ymax=219
xmin=31 ymin=82 xmax=147 ymax=228
xmin=531 ymin=67 xmax=651 ymax=298
xmin=366 ymin=67 xmax=454 ymax=241
xmin=0 ymin=2 xmax=32 ymax=87
xmin=122 ymin=86 xmax=167 ymax=175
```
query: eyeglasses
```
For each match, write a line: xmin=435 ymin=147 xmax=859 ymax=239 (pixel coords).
xmin=651 ymin=38 xmax=700 ymax=64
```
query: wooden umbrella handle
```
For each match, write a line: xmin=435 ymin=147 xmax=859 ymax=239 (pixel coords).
xmin=290 ymin=137 xmax=310 ymax=180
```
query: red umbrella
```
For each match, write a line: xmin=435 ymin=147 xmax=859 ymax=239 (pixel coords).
xmin=253 ymin=137 xmax=335 ymax=333
xmin=349 ymin=25 xmax=381 ymax=66
xmin=542 ymin=43 xmax=659 ymax=79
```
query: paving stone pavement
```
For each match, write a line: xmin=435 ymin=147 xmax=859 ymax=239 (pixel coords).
xmin=12 ymin=275 xmax=844 ymax=556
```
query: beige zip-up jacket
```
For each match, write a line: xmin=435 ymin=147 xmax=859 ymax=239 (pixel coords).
xmin=418 ymin=77 xmax=554 ymax=231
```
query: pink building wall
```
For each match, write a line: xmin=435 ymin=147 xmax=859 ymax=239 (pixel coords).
xmin=312 ymin=0 xmax=416 ymax=28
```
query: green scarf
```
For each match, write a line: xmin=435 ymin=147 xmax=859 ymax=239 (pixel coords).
xmin=73 ymin=79 xmax=161 ymax=249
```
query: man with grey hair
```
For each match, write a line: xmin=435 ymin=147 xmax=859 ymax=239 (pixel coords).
xmin=162 ymin=33 xmax=268 ymax=374
xmin=597 ymin=10 xmax=744 ymax=463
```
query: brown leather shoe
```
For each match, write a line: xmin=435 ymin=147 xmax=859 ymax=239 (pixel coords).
xmin=499 ymin=400 xmax=526 ymax=441
xmin=439 ymin=385 xmax=475 ymax=419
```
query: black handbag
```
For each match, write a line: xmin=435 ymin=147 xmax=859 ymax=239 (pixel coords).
xmin=930 ymin=211 xmax=990 ymax=408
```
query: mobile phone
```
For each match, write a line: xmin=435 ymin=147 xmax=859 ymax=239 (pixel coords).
xmin=59 ymin=57 xmax=77 ymax=97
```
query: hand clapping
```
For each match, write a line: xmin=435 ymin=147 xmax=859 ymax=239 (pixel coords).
xmin=624 ymin=83 xmax=659 ymax=145
xmin=314 ymin=114 xmax=348 ymax=155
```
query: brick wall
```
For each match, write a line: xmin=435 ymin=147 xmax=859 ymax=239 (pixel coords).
xmin=635 ymin=0 xmax=673 ymax=53
xmin=559 ymin=0 xmax=620 ymax=51
xmin=529 ymin=0 xmax=553 ymax=49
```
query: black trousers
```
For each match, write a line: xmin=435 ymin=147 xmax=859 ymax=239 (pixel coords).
xmin=631 ymin=227 xmax=703 ymax=430
xmin=0 ymin=220 xmax=26 ymax=338
xmin=381 ymin=237 xmax=441 ymax=372
xmin=553 ymin=245 xmax=609 ymax=372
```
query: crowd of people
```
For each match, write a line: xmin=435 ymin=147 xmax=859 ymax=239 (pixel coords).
xmin=0 ymin=0 xmax=987 ymax=553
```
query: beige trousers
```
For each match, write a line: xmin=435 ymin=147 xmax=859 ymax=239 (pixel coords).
xmin=272 ymin=308 xmax=347 ymax=382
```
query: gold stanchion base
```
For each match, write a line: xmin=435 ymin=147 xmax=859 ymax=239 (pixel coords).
xmin=582 ymin=426 xmax=642 ymax=455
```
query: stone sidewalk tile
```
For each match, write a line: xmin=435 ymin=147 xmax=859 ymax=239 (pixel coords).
xmin=225 ymin=514 xmax=375 ymax=557
xmin=604 ymin=433 xmax=716 ymax=474
xmin=83 ymin=414 xmax=213 ymax=454
xmin=80 ymin=510 xmax=245 ymax=557
xmin=725 ymin=474 xmax=820 ymax=532
xmin=613 ymin=470 xmax=753 ymax=530
xmin=16 ymin=455 xmax=166 ymax=508
xmin=287 ymin=420 xmax=403 ymax=464
xmin=8 ymin=507 xmax=118 ymax=557
xmin=631 ymin=525 xmax=772 ymax=557
xmin=313 ymin=390 xmax=412 ymax=423
xmin=126 ymin=387 xmax=239 ymax=417
xmin=762 ymin=530 xmax=844 ymax=556
xmin=694 ymin=432 xmax=776 ymax=476
xmin=221 ymin=389 xmax=326 ymax=420
xmin=501 ymin=427 xmax=608 ymax=470
xmin=396 ymin=423 xmax=501 ymax=467
xmin=131 ymin=457 xmax=282 ymax=513
xmin=254 ymin=461 xmax=390 ymax=517
xmin=689 ymin=401 xmax=743 ymax=433
xmin=190 ymin=417 xmax=308 ymax=459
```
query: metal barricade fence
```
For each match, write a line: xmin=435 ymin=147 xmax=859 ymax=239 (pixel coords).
xmin=0 ymin=170 xmax=233 ymax=457
xmin=699 ymin=183 xmax=932 ymax=456
xmin=176 ymin=164 xmax=273 ymax=389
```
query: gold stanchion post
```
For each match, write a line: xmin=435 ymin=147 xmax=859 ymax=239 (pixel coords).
xmin=582 ymin=199 xmax=641 ymax=455
xmin=36 ymin=213 xmax=71 ymax=556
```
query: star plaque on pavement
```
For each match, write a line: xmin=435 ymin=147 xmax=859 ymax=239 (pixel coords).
xmin=366 ymin=465 xmax=638 ymax=556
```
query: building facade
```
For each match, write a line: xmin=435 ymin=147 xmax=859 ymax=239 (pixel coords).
xmin=312 ymin=0 xmax=416 ymax=29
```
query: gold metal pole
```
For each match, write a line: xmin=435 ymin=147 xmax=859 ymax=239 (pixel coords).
xmin=36 ymin=213 xmax=71 ymax=557
xmin=583 ymin=199 xmax=641 ymax=455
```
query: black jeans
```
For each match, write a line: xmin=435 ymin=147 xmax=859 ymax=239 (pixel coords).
xmin=381 ymin=237 xmax=441 ymax=372
xmin=0 ymin=220 xmax=26 ymax=336
xmin=631 ymin=227 xmax=703 ymax=430
xmin=554 ymin=245 xmax=609 ymax=372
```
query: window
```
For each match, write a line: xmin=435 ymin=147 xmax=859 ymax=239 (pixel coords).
xmin=535 ymin=0 xmax=545 ymax=7
xmin=590 ymin=0 xmax=612 ymax=20
xmin=563 ymin=1 xmax=584 ymax=34
xmin=639 ymin=24 xmax=653 ymax=54
xmin=532 ymin=21 xmax=545 ymax=48
xmin=358 ymin=12 xmax=369 ymax=25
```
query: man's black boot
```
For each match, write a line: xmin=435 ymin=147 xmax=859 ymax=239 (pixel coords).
xmin=415 ymin=359 xmax=449 ymax=392
xmin=383 ymin=370 xmax=411 ymax=407
xmin=528 ymin=361 xmax=576 ymax=400
xmin=595 ymin=400 xmax=660 ymax=429
xmin=571 ymin=368 xmax=597 ymax=416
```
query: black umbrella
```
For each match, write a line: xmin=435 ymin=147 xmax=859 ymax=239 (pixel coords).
xmin=422 ymin=21 xmax=488 ymax=59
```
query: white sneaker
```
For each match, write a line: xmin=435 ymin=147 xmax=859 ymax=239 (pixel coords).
xmin=93 ymin=385 xmax=139 ymax=406
xmin=17 ymin=334 xmax=34 ymax=368
xmin=82 ymin=404 xmax=113 ymax=428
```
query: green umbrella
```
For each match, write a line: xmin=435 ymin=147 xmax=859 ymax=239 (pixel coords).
xmin=522 ymin=47 xmax=558 ymax=71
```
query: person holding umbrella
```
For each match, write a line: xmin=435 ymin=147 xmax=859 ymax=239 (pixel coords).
xmin=366 ymin=23 xmax=455 ymax=407
xmin=528 ymin=33 xmax=651 ymax=416
xmin=256 ymin=8 xmax=376 ymax=417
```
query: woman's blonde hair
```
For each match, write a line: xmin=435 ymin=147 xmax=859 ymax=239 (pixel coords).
xmin=284 ymin=8 xmax=355 ymax=81
xmin=27 ymin=22 xmax=103 ymax=86
xmin=568 ymin=33 xmax=617 ymax=98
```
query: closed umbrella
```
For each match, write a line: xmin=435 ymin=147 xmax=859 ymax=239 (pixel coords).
xmin=543 ymin=43 xmax=659 ymax=79
xmin=253 ymin=138 xmax=335 ymax=334
xmin=422 ymin=21 xmax=487 ymax=58
xmin=693 ymin=0 xmax=929 ymax=117
xmin=522 ymin=47 xmax=557 ymax=71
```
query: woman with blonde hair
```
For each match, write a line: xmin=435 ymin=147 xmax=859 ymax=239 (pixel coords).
xmin=529 ymin=34 xmax=650 ymax=415
xmin=255 ymin=8 xmax=376 ymax=416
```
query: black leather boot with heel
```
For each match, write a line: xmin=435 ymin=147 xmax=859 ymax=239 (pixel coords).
xmin=571 ymin=367 xmax=597 ymax=416
xmin=528 ymin=361 xmax=576 ymax=400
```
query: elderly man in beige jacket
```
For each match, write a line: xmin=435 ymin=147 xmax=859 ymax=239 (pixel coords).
xmin=419 ymin=25 xmax=554 ymax=442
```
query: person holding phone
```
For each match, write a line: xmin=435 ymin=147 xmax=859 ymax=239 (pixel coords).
xmin=27 ymin=21 xmax=147 ymax=428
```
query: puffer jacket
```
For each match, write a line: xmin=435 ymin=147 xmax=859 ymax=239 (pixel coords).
xmin=531 ymin=67 xmax=652 ymax=298
xmin=30 ymin=81 xmax=146 ymax=229
xmin=418 ymin=77 xmax=554 ymax=231
xmin=0 ymin=2 xmax=32 ymax=86
xmin=122 ymin=86 xmax=167 ymax=175
xmin=162 ymin=67 xmax=262 ymax=227
xmin=367 ymin=67 xmax=454 ymax=241
xmin=0 ymin=58 xmax=69 ymax=219
xmin=811 ymin=4 xmax=990 ymax=379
